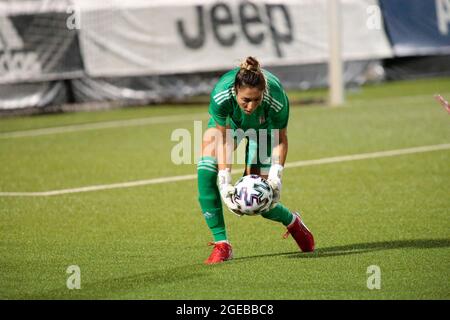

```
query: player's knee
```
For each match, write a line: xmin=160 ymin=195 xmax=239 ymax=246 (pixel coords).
xmin=202 ymin=128 xmax=224 ymax=157
xmin=197 ymin=156 xmax=218 ymax=187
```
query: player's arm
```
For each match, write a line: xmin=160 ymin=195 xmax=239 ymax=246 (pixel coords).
xmin=267 ymin=127 xmax=286 ymax=206
xmin=215 ymin=123 xmax=233 ymax=172
xmin=209 ymin=93 xmax=240 ymax=213
xmin=215 ymin=122 xmax=240 ymax=214
xmin=267 ymin=90 xmax=290 ymax=205
xmin=271 ymin=127 xmax=288 ymax=166
xmin=435 ymin=94 xmax=450 ymax=113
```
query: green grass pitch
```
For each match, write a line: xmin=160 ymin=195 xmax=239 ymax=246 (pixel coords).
xmin=0 ymin=78 xmax=449 ymax=299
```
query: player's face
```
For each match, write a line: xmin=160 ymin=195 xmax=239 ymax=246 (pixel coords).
xmin=236 ymin=86 xmax=263 ymax=115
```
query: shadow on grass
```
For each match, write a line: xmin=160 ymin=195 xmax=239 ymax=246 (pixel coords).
xmin=8 ymin=239 xmax=449 ymax=299
xmin=234 ymin=238 xmax=450 ymax=261
xmin=14 ymin=263 xmax=209 ymax=300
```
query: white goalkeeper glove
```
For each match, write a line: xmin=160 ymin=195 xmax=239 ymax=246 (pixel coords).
xmin=268 ymin=164 xmax=283 ymax=208
xmin=218 ymin=169 xmax=242 ymax=216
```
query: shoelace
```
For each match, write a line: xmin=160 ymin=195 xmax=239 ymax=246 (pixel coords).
xmin=207 ymin=242 xmax=228 ymax=252
xmin=207 ymin=242 xmax=229 ymax=260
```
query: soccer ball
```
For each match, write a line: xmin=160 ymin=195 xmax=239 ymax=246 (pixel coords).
xmin=231 ymin=175 xmax=273 ymax=216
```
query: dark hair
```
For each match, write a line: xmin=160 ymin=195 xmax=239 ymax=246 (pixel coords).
xmin=234 ymin=56 xmax=267 ymax=93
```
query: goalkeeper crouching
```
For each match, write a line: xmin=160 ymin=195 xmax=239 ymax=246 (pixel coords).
xmin=197 ymin=56 xmax=315 ymax=265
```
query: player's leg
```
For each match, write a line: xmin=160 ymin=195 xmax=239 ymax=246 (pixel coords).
xmin=246 ymin=130 xmax=315 ymax=252
xmin=197 ymin=118 xmax=232 ymax=264
xmin=245 ymin=130 xmax=294 ymax=226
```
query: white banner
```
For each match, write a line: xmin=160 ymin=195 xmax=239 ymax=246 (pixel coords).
xmin=75 ymin=0 xmax=393 ymax=77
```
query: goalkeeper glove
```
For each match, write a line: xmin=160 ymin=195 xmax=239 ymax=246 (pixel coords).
xmin=218 ymin=169 xmax=242 ymax=216
xmin=267 ymin=164 xmax=283 ymax=207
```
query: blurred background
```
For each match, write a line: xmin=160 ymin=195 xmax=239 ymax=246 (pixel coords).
xmin=1 ymin=0 xmax=449 ymax=114
xmin=1 ymin=0 xmax=449 ymax=300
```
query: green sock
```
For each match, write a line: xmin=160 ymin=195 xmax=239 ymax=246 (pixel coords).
xmin=261 ymin=203 xmax=294 ymax=226
xmin=197 ymin=156 xmax=227 ymax=242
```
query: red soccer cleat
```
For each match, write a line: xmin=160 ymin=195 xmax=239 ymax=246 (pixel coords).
xmin=283 ymin=212 xmax=315 ymax=252
xmin=204 ymin=241 xmax=233 ymax=265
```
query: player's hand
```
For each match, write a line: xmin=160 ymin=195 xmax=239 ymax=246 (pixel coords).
xmin=268 ymin=164 xmax=283 ymax=208
xmin=218 ymin=169 xmax=242 ymax=216
xmin=434 ymin=94 xmax=450 ymax=114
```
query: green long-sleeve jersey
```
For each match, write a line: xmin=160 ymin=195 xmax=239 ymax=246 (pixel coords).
xmin=208 ymin=68 xmax=289 ymax=131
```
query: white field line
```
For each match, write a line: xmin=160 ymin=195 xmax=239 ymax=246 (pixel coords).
xmin=0 ymin=113 xmax=210 ymax=139
xmin=1 ymin=143 xmax=449 ymax=197
xmin=2 ymin=92 xmax=448 ymax=139
xmin=285 ymin=143 xmax=450 ymax=168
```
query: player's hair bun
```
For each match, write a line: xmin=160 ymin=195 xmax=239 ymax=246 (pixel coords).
xmin=235 ymin=56 xmax=266 ymax=92
xmin=240 ymin=56 xmax=261 ymax=73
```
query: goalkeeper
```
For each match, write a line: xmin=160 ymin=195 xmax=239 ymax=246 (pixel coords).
xmin=197 ymin=56 xmax=315 ymax=264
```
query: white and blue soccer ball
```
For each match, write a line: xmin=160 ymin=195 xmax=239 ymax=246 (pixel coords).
xmin=231 ymin=175 xmax=273 ymax=216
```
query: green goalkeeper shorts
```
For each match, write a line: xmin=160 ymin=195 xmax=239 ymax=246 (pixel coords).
xmin=207 ymin=117 xmax=273 ymax=175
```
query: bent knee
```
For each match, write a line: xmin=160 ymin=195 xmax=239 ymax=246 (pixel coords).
xmin=202 ymin=127 xmax=226 ymax=157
